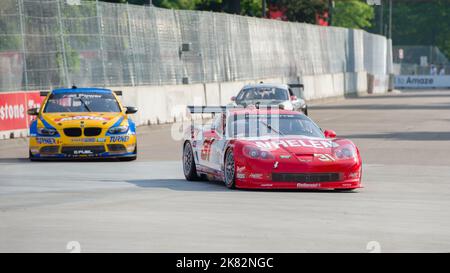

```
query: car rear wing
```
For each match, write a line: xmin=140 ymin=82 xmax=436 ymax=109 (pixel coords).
xmin=288 ymin=83 xmax=304 ymax=89
xmin=186 ymin=106 xmax=233 ymax=114
xmin=187 ymin=105 xmax=288 ymax=114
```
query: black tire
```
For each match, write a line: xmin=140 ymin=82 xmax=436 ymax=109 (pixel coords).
xmin=303 ymin=106 xmax=308 ymax=116
xmin=224 ymin=149 xmax=236 ymax=189
xmin=183 ymin=142 xmax=200 ymax=181
xmin=29 ymin=150 xmax=37 ymax=161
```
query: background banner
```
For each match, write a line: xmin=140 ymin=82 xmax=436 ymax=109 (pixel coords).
xmin=395 ymin=75 xmax=450 ymax=88
xmin=0 ymin=91 xmax=42 ymax=132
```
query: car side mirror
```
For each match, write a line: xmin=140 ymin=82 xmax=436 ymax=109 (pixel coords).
xmin=231 ymin=96 xmax=236 ymax=101
xmin=324 ymin=129 xmax=337 ymax=138
xmin=290 ymin=95 xmax=297 ymax=101
xmin=125 ymin=106 xmax=138 ymax=114
xmin=27 ymin=108 xmax=39 ymax=116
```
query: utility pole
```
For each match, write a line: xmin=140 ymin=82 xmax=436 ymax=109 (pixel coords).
xmin=262 ymin=0 xmax=266 ymax=18
xmin=379 ymin=0 xmax=384 ymax=35
xmin=388 ymin=0 xmax=392 ymax=39
xmin=328 ymin=0 xmax=333 ymax=26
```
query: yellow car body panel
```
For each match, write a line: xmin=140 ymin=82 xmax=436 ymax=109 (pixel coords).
xmin=29 ymin=88 xmax=137 ymax=159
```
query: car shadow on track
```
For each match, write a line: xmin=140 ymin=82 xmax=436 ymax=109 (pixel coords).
xmin=0 ymin=157 xmax=132 ymax=163
xmin=126 ymin=179 xmax=358 ymax=193
xmin=0 ymin=157 xmax=30 ymax=163
xmin=126 ymin=179 xmax=228 ymax=192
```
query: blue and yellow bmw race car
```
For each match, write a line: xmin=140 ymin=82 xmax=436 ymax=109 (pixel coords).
xmin=27 ymin=87 xmax=138 ymax=160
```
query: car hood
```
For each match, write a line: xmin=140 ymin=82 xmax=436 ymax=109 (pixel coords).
xmin=40 ymin=112 xmax=124 ymax=129
xmin=239 ymin=136 xmax=352 ymax=155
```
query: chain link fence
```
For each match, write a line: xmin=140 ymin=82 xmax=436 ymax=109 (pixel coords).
xmin=392 ymin=45 xmax=449 ymax=75
xmin=0 ymin=0 xmax=391 ymax=92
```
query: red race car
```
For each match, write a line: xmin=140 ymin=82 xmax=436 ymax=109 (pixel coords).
xmin=182 ymin=106 xmax=362 ymax=191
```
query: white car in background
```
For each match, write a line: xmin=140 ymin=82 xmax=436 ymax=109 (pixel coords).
xmin=229 ymin=83 xmax=308 ymax=115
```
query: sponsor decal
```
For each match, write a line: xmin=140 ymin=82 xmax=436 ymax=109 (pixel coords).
xmin=36 ymin=137 xmax=56 ymax=144
xmin=249 ymin=173 xmax=263 ymax=179
xmin=236 ymin=166 xmax=246 ymax=179
xmin=297 ymin=183 xmax=320 ymax=188
xmin=273 ymin=161 xmax=279 ymax=169
xmin=71 ymin=138 xmax=96 ymax=143
xmin=315 ymin=153 xmax=335 ymax=162
xmin=63 ymin=94 xmax=102 ymax=98
xmin=54 ymin=115 xmax=112 ymax=122
xmin=109 ymin=135 xmax=129 ymax=142
xmin=97 ymin=138 xmax=106 ymax=142
xmin=255 ymin=139 xmax=339 ymax=150
xmin=236 ymin=173 xmax=246 ymax=179
xmin=279 ymin=155 xmax=291 ymax=159
xmin=73 ymin=150 xmax=93 ymax=155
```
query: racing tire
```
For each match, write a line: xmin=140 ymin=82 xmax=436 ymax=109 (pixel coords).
xmin=29 ymin=150 xmax=37 ymax=161
xmin=303 ymin=106 xmax=308 ymax=116
xmin=183 ymin=142 xmax=200 ymax=181
xmin=224 ymin=149 xmax=236 ymax=189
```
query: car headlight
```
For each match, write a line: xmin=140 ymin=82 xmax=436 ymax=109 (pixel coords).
xmin=242 ymin=145 xmax=275 ymax=160
xmin=108 ymin=125 xmax=129 ymax=134
xmin=37 ymin=127 xmax=57 ymax=136
xmin=333 ymin=144 xmax=357 ymax=160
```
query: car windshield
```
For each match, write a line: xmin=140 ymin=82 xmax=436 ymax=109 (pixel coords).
xmin=43 ymin=92 xmax=121 ymax=113
xmin=227 ymin=114 xmax=324 ymax=138
xmin=236 ymin=87 xmax=288 ymax=103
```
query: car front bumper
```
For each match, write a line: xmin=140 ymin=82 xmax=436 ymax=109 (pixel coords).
xmin=29 ymin=135 xmax=137 ymax=159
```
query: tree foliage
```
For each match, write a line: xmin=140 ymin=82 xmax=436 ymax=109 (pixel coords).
xmin=389 ymin=0 xmax=450 ymax=59
xmin=333 ymin=0 xmax=374 ymax=29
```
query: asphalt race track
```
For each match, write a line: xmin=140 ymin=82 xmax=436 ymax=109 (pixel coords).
xmin=1 ymin=89 xmax=450 ymax=252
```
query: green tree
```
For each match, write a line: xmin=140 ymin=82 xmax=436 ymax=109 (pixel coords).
xmin=333 ymin=0 xmax=374 ymax=29
xmin=153 ymin=0 xmax=200 ymax=9
xmin=241 ymin=0 xmax=262 ymax=17
xmin=389 ymin=0 xmax=450 ymax=59
xmin=195 ymin=0 xmax=223 ymax=12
